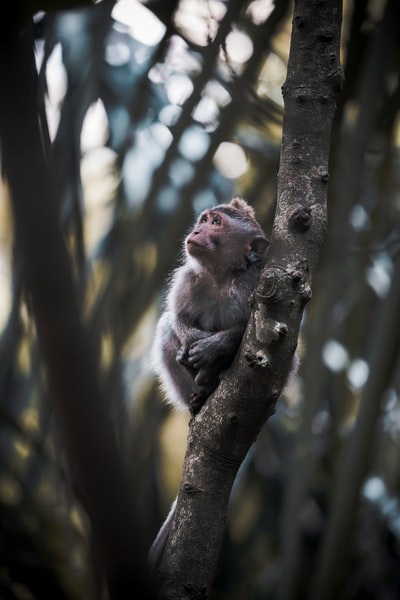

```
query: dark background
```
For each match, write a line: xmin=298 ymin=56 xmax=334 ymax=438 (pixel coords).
xmin=0 ymin=0 xmax=399 ymax=598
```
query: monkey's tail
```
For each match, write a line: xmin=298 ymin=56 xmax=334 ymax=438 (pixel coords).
xmin=148 ymin=497 xmax=177 ymax=570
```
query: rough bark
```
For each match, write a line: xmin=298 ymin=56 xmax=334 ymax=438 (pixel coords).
xmin=156 ymin=1 xmax=343 ymax=598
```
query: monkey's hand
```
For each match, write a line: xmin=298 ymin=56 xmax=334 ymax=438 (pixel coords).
xmin=176 ymin=330 xmax=211 ymax=367
xmin=187 ymin=327 xmax=242 ymax=370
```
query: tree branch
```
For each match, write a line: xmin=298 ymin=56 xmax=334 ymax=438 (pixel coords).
xmin=157 ymin=1 xmax=343 ymax=598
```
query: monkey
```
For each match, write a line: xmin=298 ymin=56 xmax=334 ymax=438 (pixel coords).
xmin=149 ymin=198 xmax=269 ymax=569
xmin=152 ymin=197 xmax=270 ymax=415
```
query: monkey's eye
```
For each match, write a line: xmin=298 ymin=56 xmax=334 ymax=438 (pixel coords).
xmin=211 ymin=215 xmax=221 ymax=225
xmin=199 ymin=214 xmax=208 ymax=224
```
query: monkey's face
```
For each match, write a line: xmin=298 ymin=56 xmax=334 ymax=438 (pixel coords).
xmin=186 ymin=210 xmax=223 ymax=255
xmin=185 ymin=209 xmax=268 ymax=273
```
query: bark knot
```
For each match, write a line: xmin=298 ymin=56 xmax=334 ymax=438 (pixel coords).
xmin=317 ymin=28 xmax=334 ymax=42
xmin=317 ymin=166 xmax=329 ymax=182
xmin=290 ymin=206 xmax=312 ymax=232
xmin=183 ymin=482 xmax=202 ymax=495
xmin=257 ymin=267 xmax=287 ymax=303
xmin=294 ymin=15 xmax=304 ymax=27
xmin=244 ymin=348 xmax=270 ymax=370
xmin=228 ymin=412 xmax=240 ymax=424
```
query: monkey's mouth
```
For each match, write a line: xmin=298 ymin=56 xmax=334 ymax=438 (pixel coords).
xmin=186 ymin=239 xmax=203 ymax=250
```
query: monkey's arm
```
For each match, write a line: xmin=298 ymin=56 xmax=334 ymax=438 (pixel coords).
xmin=171 ymin=317 xmax=246 ymax=414
xmin=175 ymin=329 xmax=209 ymax=365
xmin=187 ymin=325 xmax=246 ymax=414
xmin=172 ymin=315 xmax=211 ymax=366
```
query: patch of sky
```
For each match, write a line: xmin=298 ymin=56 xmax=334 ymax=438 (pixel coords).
xmin=174 ymin=0 xmax=226 ymax=46
xmin=81 ymin=100 xmax=109 ymax=152
xmin=350 ymin=204 xmax=370 ymax=231
xmin=178 ymin=126 xmax=210 ymax=162
xmin=383 ymin=389 xmax=400 ymax=438
xmin=366 ymin=253 xmax=393 ymax=298
xmin=165 ymin=74 xmax=194 ymax=105
xmin=245 ymin=0 xmax=275 ymax=25
xmin=192 ymin=96 xmax=219 ymax=130
xmin=105 ymin=40 xmax=131 ymax=67
xmin=159 ymin=104 xmax=183 ymax=127
xmin=257 ymin=52 xmax=286 ymax=106
xmin=213 ymin=142 xmax=248 ymax=179
xmin=169 ymin=159 xmax=195 ymax=187
xmin=363 ymin=475 xmax=400 ymax=538
xmin=204 ymin=80 xmax=231 ymax=107
xmin=192 ymin=190 xmax=218 ymax=214
xmin=322 ymin=339 xmax=349 ymax=372
xmin=156 ymin=187 xmax=180 ymax=214
xmin=347 ymin=358 xmax=369 ymax=390
xmin=363 ymin=476 xmax=385 ymax=503
xmin=225 ymin=30 xmax=253 ymax=64
xmin=43 ymin=43 xmax=67 ymax=141
xmin=123 ymin=124 xmax=170 ymax=208
xmin=112 ymin=0 xmax=166 ymax=46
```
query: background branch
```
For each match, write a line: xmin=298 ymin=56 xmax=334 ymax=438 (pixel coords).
xmin=0 ymin=13 xmax=156 ymax=600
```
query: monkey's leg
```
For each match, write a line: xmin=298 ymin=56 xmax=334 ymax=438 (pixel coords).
xmin=188 ymin=367 xmax=220 ymax=414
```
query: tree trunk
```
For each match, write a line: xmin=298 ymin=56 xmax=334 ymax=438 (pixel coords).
xmin=156 ymin=1 xmax=343 ymax=598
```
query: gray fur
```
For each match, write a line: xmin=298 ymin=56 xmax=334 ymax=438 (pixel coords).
xmin=149 ymin=199 xmax=268 ymax=568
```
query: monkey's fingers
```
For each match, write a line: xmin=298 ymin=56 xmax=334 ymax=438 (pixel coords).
xmin=188 ymin=340 xmax=216 ymax=367
xmin=176 ymin=346 xmax=191 ymax=367
xmin=188 ymin=356 xmax=203 ymax=369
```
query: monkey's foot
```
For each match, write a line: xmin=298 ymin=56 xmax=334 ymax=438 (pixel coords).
xmin=189 ymin=392 xmax=206 ymax=415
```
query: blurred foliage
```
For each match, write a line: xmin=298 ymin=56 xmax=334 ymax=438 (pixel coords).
xmin=0 ymin=0 xmax=399 ymax=598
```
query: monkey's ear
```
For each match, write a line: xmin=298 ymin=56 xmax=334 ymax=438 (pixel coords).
xmin=246 ymin=235 xmax=270 ymax=265
xmin=230 ymin=197 xmax=256 ymax=219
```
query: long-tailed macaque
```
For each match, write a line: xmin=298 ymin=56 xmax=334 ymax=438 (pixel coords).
xmin=150 ymin=198 xmax=269 ymax=568
xmin=149 ymin=198 xmax=268 ymax=566
xmin=152 ymin=197 xmax=269 ymax=415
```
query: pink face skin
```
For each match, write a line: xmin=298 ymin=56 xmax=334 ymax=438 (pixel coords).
xmin=185 ymin=208 xmax=267 ymax=278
